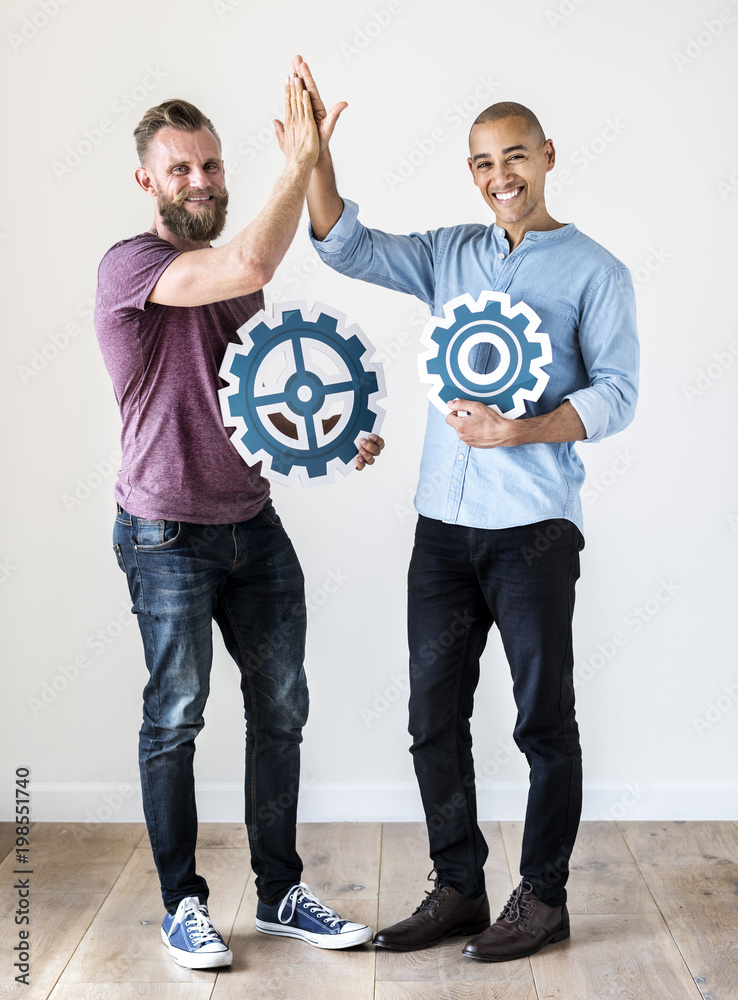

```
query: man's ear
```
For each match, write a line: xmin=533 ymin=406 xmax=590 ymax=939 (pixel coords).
xmin=135 ymin=167 xmax=158 ymax=197
xmin=544 ymin=139 xmax=556 ymax=173
xmin=467 ymin=156 xmax=476 ymax=181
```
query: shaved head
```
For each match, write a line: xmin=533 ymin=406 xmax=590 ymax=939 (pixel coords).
xmin=470 ymin=102 xmax=546 ymax=147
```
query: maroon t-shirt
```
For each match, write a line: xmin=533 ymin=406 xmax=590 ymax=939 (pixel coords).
xmin=95 ymin=232 xmax=270 ymax=523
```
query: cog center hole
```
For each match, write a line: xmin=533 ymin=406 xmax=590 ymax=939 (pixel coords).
xmin=297 ymin=385 xmax=313 ymax=402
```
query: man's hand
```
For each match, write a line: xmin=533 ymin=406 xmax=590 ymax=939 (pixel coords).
xmin=446 ymin=399 xmax=587 ymax=448
xmin=273 ymin=73 xmax=320 ymax=168
xmin=291 ymin=54 xmax=347 ymax=155
xmin=356 ymin=434 xmax=384 ymax=470
xmin=446 ymin=401 xmax=520 ymax=448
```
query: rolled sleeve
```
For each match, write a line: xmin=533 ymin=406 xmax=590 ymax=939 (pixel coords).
xmin=565 ymin=264 xmax=639 ymax=443
xmin=309 ymin=198 xmax=361 ymax=254
xmin=309 ymin=198 xmax=437 ymax=307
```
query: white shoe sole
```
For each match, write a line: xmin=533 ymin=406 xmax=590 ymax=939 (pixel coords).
xmin=160 ymin=928 xmax=233 ymax=969
xmin=255 ymin=918 xmax=373 ymax=950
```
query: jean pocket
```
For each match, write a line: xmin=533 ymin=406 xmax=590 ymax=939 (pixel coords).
xmin=133 ymin=517 xmax=182 ymax=550
xmin=259 ymin=501 xmax=282 ymax=528
xmin=113 ymin=542 xmax=127 ymax=573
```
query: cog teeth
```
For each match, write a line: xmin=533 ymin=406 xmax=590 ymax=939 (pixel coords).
xmin=218 ymin=302 xmax=386 ymax=486
xmin=449 ymin=304 xmax=474 ymax=325
xmin=505 ymin=312 xmax=531 ymax=335
xmin=418 ymin=290 xmax=552 ymax=419
xmin=248 ymin=320 xmax=277 ymax=345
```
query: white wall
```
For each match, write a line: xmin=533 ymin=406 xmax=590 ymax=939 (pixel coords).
xmin=2 ymin=0 xmax=737 ymax=826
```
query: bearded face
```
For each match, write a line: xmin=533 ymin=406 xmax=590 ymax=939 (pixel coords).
xmin=156 ymin=184 xmax=229 ymax=243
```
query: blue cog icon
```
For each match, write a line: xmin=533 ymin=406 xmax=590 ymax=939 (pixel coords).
xmin=419 ymin=291 xmax=552 ymax=418
xmin=219 ymin=301 xmax=386 ymax=487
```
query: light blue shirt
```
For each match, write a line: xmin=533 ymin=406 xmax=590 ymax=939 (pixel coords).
xmin=310 ymin=199 xmax=639 ymax=533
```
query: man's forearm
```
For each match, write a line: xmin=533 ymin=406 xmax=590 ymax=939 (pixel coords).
xmin=223 ymin=157 xmax=315 ymax=287
xmin=448 ymin=399 xmax=587 ymax=449
xmin=307 ymin=151 xmax=344 ymax=241
xmin=505 ymin=401 xmax=587 ymax=446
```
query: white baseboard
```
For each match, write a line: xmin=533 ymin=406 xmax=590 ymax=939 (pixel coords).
xmin=10 ymin=780 xmax=738 ymax=824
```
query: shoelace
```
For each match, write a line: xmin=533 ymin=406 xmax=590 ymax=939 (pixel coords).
xmin=501 ymin=880 xmax=535 ymax=925
xmin=413 ymin=870 xmax=452 ymax=915
xmin=181 ymin=900 xmax=223 ymax=945
xmin=277 ymin=882 xmax=344 ymax=928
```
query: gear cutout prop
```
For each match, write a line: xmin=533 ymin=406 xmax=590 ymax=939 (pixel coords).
xmin=219 ymin=301 xmax=386 ymax=487
xmin=418 ymin=290 xmax=552 ymax=418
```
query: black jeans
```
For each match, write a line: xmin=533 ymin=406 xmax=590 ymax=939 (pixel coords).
xmin=407 ymin=514 xmax=584 ymax=907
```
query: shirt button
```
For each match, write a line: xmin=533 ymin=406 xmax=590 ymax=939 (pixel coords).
xmin=498 ymin=253 xmax=505 ymax=259
xmin=457 ymin=454 xmax=464 ymax=461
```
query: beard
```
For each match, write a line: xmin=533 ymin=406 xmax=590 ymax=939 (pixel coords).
xmin=157 ymin=185 xmax=229 ymax=243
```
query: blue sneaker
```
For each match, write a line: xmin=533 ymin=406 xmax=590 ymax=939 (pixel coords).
xmin=160 ymin=896 xmax=232 ymax=969
xmin=255 ymin=882 xmax=373 ymax=949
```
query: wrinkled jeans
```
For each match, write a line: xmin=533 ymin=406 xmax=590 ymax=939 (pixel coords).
xmin=407 ymin=514 xmax=584 ymax=907
xmin=113 ymin=501 xmax=308 ymax=912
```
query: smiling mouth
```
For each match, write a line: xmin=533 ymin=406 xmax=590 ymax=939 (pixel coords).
xmin=185 ymin=195 xmax=213 ymax=203
xmin=493 ymin=187 xmax=522 ymax=203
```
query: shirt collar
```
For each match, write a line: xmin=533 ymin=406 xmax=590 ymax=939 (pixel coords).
xmin=493 ymin=223 xmax=578 ymax=243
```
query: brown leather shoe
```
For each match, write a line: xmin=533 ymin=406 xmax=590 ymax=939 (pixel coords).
xmin=374 ymin=874 xmax=490 ymax=951
xmin=462 ymin=880 xmax=570 ymax=962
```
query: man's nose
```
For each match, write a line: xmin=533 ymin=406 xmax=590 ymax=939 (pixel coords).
xmin=187 ymin=168 xmax=210 ymax=189
xmin=490 ymin=163 xmax=514 ymax=188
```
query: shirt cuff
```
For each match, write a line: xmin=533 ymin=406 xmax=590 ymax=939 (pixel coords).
xmin=309 ymin=199 xmax=360 ymax=253
xmin=564 ymin=389 xmax=608 ymax=443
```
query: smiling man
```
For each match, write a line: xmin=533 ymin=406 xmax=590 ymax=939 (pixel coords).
xmin=95 ymin=81 xmax=381 ymax=971
xmin=299 ymin=57 xmax=639 ymax=963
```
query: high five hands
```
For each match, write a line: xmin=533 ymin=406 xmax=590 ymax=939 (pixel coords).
xmin=272 ymin=66 xmax=320 ymax=168
xmin=273 ymin=57 xmax=382 ymax=472
xmin=273 ymin=55 xmax=347 ymax=161
xmin=289 ymin=55 xmax=348 ymax=155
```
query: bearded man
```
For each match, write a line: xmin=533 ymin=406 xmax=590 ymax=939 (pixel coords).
xmin=95 ymin=78 xmax=382 ymax=970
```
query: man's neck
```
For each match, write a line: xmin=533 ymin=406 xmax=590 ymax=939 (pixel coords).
xmin=149 ymin=217 xmax=210 ymax=252
xmin=497 ymin=214 xmax=566 ymax=252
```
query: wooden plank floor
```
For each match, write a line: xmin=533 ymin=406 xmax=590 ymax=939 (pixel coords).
xmin=0 ymin=820 xmax=735 ymax=999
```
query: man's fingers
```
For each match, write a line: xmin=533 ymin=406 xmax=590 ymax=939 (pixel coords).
xmin=297 ymin=59 xmax=327 ymax=113
xmin=361 ymin=434 xmax=384 ymax=451
xmin=298 ymin=58 xmax=317 ymax=90
xmin=356 ymin=434 xmax=384 ymax=468
xmin=324 ymin=101 xmax=348 ymax=138
xmin=302 ymin=87 xmax=316 ymax=123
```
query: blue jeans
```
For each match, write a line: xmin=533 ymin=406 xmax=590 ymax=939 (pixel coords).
xmin=113 ymin=501 xmax=308 ymax=912
xmin=407 ymin=514 xmax=584 ymax=908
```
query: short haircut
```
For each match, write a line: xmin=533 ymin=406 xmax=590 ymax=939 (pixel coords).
xmin=470 ymin=102 xmax=546 ymax=146
xmin=133 ymin=99 xmax=221 ymax=166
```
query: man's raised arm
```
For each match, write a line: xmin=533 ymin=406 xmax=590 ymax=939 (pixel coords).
xmin=292 ymin=56 xmax=347 ymax=241
xmin=148 ymin=76 xmax=320 ymax=307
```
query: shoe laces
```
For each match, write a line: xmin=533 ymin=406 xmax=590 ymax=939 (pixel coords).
xmin=413 ymin=870 xmax=452 ymax=916
xmin=500 ymin=880 xmax=535 ymax=925
xmin=277 ymin=882 xmax=344 ymax=928
xmin=179 ymin=898 xmax=223 ymax=946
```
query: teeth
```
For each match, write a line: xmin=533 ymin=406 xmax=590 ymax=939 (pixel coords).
xmin=496 ymin=189 xmax=520 ymax=201
xmin=187 ymin=196 xmax=210 ymax=202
